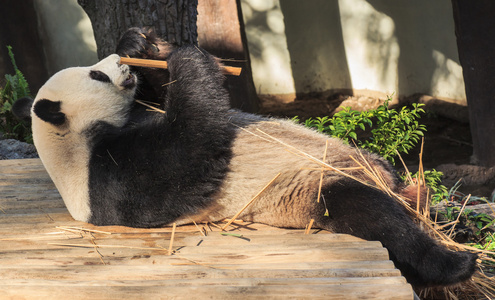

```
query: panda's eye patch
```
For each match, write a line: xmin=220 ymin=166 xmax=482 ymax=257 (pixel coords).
xmin=89 ymin=70 xmax=111 ymax=83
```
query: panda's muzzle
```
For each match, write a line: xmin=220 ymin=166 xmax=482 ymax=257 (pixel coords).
xmin=121 ymin=73 xmax=137 ymax=90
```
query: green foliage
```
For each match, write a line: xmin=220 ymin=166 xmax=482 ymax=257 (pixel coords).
xmin=440 ymin=206 xmax=495 ymax=249
xmin=361 ymin=101 xmax=426 ymax=164
xmin=297 ymin=101 xmax=495 ymax=261
xmin=295 ymin=99 xmax=449 ymax=205
xmin=0 ymin=46 xmax=32 ymax=143
xmin=297 ymin=98 xmax=426 ymax=165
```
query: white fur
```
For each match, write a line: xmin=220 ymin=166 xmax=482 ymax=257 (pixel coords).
xmin=176 ymin=112 xmax=397 ymax=227
xmin=31 ymin=54 xmax=136 ymax=221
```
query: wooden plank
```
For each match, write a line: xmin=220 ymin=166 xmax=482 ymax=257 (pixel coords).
xmin=0 ymin=267 xmax=402 ymax=282
xmin=0 ymin=262 xmax=399 ymax=280
xmin=1 ymin=236 xmax=382 ymax=251
xmin=0 ymin=199 xmax=65 ymax=210
xmin=0 ymin=158 xmax=413 ymax=299
xmin=0 ymin=284 xmax=412 ymax=300
xmin=0 ymin=158 xmax=44 ymax=167
xmin=0 ymin=247 xmax=390 ymax=266
xmin=0 ymin=276 xmax=407 ymax=287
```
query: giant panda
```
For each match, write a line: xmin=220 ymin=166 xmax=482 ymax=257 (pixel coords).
xmin=13 ymin=27 xmax=477 ymax=288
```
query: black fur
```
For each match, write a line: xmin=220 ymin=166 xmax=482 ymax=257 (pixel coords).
xmin=103 ymin=28 xmax=477 ymax=287
xmin=313 ymin=178 xmax=478 ymax=287
xmin=87 ymin=46 xmax=235 ymax=227
xmin=33 ymin=99 xmax=65 ymax=126
xmin=12 ymin=96 xmax=34 ymax=122
xmin=12 ymin=28 xmax=476 ymax=289
xmin=116 ymin=27 xmax=174 ymax=104
xmin=89 ymin=70 xmax=111 ymax=83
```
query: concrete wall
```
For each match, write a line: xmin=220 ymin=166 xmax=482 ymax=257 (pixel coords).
xmin=241 ymin=0 xmax=466 ymax=103
xmin=33 ymin=0 xmax=98 ymax=76
xmin=29 ymin=0 xmax=466 ymax=103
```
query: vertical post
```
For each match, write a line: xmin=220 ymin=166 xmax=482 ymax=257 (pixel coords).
xmin=197 ymin=0 xmax=259 ymax=112
xmin=452 ymin=0 xmax=495 ymax=167
xmin=78 ymin=0 xmax=198 ymax=59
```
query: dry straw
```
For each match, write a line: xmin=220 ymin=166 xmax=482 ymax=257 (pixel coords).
xmin=240 ymin=125 xmax=495 ymax=299
xmin=221 ymin=173 xmax=281 ymax=231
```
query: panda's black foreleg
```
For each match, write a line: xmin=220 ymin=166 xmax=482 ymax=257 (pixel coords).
xmin=116 ymin=27 xmax=176 ymax=105
xmin=313 ymin=178 xmax=477 ymax=288
xmin=164 ymin=46 xmax=232 ymax=134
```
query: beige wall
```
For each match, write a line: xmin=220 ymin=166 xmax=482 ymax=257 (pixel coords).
xmin=34 ymin=0 xmax=97 ymax=76
xmin=242 ymin=0 xmax=466 ymax=103
xmin=34 ymin=0 xmax=466 ymax=103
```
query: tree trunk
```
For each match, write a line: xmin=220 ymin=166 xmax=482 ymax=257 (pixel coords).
xmin=197 ymin=0 xmax=259 ymax=112
xmin=451 ymin=0 xmax=495 ymax=167
xmin=78 ymin=0 xmax=198 ymax=59
xmin=78 ymin=0 xmax=258 ymax=112
xmin=0 ymin=0 xmax=49 ymax=93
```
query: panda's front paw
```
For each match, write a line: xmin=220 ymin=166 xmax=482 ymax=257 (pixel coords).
xmin=116 ymin=27 xmax=175 ymax=61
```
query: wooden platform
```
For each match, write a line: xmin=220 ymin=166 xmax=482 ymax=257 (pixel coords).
xmin=0 ymin=159 xmax=413 ymax=299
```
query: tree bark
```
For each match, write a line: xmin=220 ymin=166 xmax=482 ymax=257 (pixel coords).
xmin=0 ymin=0 xmax=49 ymax=93
xmin=78 ymin=0 xmax=198 ymax=59
xmin=197 ymin=0 xmax=259 ymax=112
xmin=452 ymin=0 xmax=495 ymax=167
xmin=78 ymin=0 xmax=258 ymax=112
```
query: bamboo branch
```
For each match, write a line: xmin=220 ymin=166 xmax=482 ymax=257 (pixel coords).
xmin=221 ymin=173 xmax=281 ymax=230
xmin=120 ymin=57 xmax=242 ymax=76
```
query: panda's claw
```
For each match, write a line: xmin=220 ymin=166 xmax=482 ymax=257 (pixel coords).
xmin=151 ymin=43 xmax=160 ymax=53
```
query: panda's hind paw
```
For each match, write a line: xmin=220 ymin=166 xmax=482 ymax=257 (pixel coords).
xmin=116 ymin=27 xmax=175 ymax=61
xmin=410 ymin=246 xmax=478 ymax=288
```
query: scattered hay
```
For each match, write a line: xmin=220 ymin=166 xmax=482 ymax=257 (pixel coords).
xmin=135 ymin=99 xmax=166 ymax=114
xmin=244 ymin=125 xmax=495 ymax=299
xmin=221 ymin=172 xmax=281 ymax=231
xmin=168 ymin=223 xmax=177 ymax=256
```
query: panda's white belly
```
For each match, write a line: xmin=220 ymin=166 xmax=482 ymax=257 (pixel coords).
xmin=33 ymin=121 xmax=92 ymax=222
xmin=175 ymin=116 xmax=350 ymax=227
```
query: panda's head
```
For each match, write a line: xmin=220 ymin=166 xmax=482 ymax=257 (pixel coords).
xmin=12 ymin=54 xmax=138 ymax=221
xmin=14 ymin=54 xmax=137 ymax=135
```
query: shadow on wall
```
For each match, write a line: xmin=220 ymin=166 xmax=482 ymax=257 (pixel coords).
xmin=243 ymin=0 xmax=465 ymax=106
xmin=0 ymin=0 xmax=98 ymax=95
xmin=35 ymin=0 xmax=98 ymax=76
xmin=241 ymin=0 xmax=298 ymax=97
xmin=280 ymin=0 xmax=353 ymax=99
xmin=365 ymin=0 xmax=465 ymax=102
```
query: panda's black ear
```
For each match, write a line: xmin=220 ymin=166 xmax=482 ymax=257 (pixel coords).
xmin=12 ymin=97 xmax=34 ymax=123
xmin=33 ymin=99 xmax=66 ymax=126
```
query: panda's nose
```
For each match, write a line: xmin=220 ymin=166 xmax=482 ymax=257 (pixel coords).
xmin=120 ymin=64 xmax=130 ymax=74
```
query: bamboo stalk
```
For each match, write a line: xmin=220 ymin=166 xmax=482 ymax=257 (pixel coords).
xmin=255 ymin=129 xmax=373 ymax=188
xmin=48 ymin=243 xmax=168 ymax=251
xmin=221 ymin=173 xmax=281 ymax=230
xmin=417 ymin=138 xmax=426 ymax=213
xmin=135 ymin=99 xmax=166 ymax=114
xmin=168 ymin=223 xmax=177 ymax=255
xmin=304 ymin=219 xmax=314 ymax=235
xmin=316 ymin=140 xmax=329 ymax=203
xmin=396 ymin=150 xmax=414 ymax=186
xmin=190 ymin=219 xmax=206 ymax=237
xmin=56 ymin=226 xmax=112 ymax=235
xmin=447 ymin=194 xmax=471 ymax=238
xmin=119 ymin=57 xmax=242 ymax=76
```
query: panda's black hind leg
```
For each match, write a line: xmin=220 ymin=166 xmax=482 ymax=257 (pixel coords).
xmin=313 ymin=178 xmax=477 ymax=288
